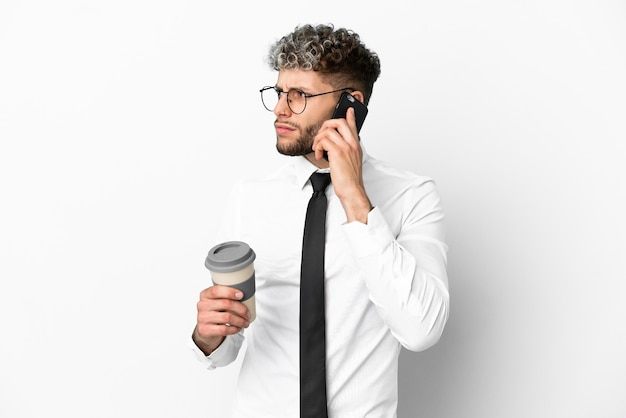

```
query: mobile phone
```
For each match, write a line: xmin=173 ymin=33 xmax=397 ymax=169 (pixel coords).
xmin=323 ymin=92 xmax=368 ymax=161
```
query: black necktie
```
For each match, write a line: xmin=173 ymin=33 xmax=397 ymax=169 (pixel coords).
xmin=300 ymin=172 xmax=332 ymax=418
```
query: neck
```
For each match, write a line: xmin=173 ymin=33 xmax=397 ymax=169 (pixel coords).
xmin=304 ymin=152 xmax=329 ymax=169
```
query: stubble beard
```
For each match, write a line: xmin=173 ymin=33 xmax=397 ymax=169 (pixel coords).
xmin=275 ymin=122 xmax=322 ymax=157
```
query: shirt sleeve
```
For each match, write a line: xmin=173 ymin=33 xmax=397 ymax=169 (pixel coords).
xmin=189 ymin=332 xmax=245 ymax=370
xmin=190 ymin=180 xmax=247 ymax=370
xmin=341 ymin=179 xmax=450 ymax=352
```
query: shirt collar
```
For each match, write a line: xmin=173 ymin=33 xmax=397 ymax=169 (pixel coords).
xmin=294 ymin=156 xmax=321 ymax=190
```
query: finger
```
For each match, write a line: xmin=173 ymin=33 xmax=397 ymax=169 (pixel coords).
xmin=313 ymin=121 xmax=342 ymax=157
xmin=200 ymin=285 xmax=244 ymax=301
xmin=197 ymin=298 xmax=250 ymax=320
xmin=197 ymin=304 xmax=250 ymax=338
xmin=207 ymin=310 xmax=250 ymax=329
xmin=337 ymin=107 xmax=359 ymax=146
xmin=198 ymin=309 xmax=250 ymax=330
xmin=317 ymin=127 xmax=353 ymax=162
xmin=345 ymin=107 xmax=357 ymax=132
xmin=196 ymin=322 xmax=245 ymax=339
xmin=321 ymin=112 xmax=359 ymax=149
xmin=313 ymin=124 xmax=334 ymax=160
xmin=313 ymin=135 xmax=325 ymax=160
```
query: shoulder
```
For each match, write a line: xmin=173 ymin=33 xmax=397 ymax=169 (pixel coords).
xmin=363 ymin=155 xmax=437 ymax=194
xmin=362 ymin=155 xmax=445 ymax=228
xmin=231 ymin=161 xmax=299 ymax=200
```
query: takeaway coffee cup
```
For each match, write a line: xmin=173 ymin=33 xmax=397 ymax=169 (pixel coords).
xmin=205 ymin=241 xmax=257 ymax=323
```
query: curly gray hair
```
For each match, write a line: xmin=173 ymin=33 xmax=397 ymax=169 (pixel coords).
xmin=266 ymin=24 xmax=381 ymax=105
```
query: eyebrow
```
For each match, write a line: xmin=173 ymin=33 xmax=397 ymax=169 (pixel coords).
xmin=275 ymin=85 xmax=310 ymax=93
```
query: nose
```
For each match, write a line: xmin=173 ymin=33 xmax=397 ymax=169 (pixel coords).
xmin=273 ymin=91 xmax=291 ymax=117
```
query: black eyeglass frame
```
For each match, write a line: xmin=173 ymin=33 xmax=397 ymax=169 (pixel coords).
xmin=259 ymin=86 xmax=355 ymax=114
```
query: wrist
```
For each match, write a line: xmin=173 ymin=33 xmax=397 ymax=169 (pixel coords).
xmin=340 ymin=188 xmax=373 ymax=224
xmin=192 ymin=326 xmax=225 ymax=356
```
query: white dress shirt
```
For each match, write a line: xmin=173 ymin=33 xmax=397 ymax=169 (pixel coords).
xmin=191 ymin=149 xmax=449 ymax=418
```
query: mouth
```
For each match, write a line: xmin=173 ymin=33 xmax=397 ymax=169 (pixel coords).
xmin=274 ymin=122 xmax=297 ymax=136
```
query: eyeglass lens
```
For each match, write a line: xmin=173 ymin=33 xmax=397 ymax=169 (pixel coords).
xmin=260 ymin=87 xmax=307 ymax=114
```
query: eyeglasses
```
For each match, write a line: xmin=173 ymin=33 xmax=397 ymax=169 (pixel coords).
xmin=259 ymin=86 xmax=354 ymax=114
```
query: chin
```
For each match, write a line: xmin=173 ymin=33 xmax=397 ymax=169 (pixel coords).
xmin=276 ymin=143 xmax=310 ymax=157
xmin=276 ymin=146 xmax=304 ymax=157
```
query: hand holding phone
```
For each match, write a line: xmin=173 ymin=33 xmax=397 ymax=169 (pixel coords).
xmin=323 ymin=92 xmax=368 ymax=161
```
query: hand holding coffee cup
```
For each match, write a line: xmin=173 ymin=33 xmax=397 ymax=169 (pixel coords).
xmin=205 ymin=241 xmax=257 ymax=323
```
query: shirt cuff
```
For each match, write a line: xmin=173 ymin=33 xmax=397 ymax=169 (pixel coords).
xmin=188 ymin=332 xmax=244 ymax=370
xmin=341 ymin=207 xmax=395 ymax=257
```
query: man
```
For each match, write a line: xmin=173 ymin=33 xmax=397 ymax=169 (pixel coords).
xmin=191 ymin=24 xmax=449 ymax=417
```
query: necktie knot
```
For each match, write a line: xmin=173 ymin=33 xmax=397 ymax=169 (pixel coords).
xmin=309 ymin=172 xmax=331 ymax=194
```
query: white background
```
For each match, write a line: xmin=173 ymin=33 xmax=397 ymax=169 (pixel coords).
xmin=1 ymin=1 xmax=625 ymax=417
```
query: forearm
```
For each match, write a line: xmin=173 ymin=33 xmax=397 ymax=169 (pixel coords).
xmin=343 ymin=205 xmax=449 ymax=351
xmin=358 ymin=237 xmax=449 ymax=351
